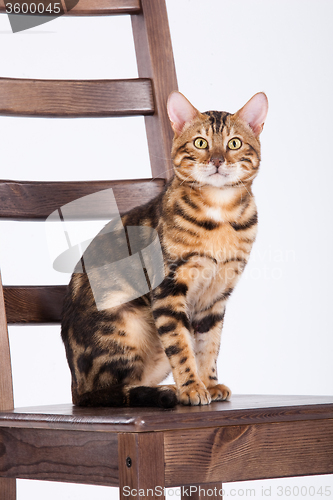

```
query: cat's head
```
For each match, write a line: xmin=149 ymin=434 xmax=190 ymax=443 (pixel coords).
xmin=167 ymin=91 xmax=268 ymax=189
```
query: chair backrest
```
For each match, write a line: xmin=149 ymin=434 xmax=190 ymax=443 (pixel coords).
xmin=0 ymin=0 xmax=178 ymax=411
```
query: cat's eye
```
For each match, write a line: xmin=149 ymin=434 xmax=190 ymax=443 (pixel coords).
xmin=228 ymin=138 xmax=242 ymax=150
xmin=194 ymin=137 xmax=208 ymax=149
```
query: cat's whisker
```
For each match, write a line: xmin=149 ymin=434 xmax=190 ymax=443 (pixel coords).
xmin=179 ymin=172 xmax=196 ymax=186
xmin=147 ymin=167 xmax=174 ymax=183
xmin=238 ymin=179 xmax=253 ymax=198
xmin=231 ymin=172 xmax=253 ymax=198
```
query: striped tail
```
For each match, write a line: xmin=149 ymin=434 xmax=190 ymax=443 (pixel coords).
xmin=73 ymin=385 xmax=178 ymax=409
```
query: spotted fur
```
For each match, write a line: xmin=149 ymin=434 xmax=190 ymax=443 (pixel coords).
xmin=61 ymin=91 xmax=268 ymax=408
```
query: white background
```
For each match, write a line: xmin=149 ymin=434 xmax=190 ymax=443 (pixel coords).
xmin=0 ymin=1 xmax=332 ymax=499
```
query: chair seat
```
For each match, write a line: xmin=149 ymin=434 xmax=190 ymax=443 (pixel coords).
xmin=1 ymin=394 xmax=332 ymax=433
xmin=0 ymin=395 xmax=332 ymax=488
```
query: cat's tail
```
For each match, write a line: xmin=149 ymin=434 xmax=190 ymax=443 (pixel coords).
xmin=73 ymin=384 xmax=178 ymax=409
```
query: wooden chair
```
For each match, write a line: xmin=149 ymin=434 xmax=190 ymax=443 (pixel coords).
xmin=0 ymin=1 xmax=332 ymax=499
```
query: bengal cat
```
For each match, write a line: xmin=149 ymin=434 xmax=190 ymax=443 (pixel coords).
xmin=61 ymin=91 xmax=268 ymax=408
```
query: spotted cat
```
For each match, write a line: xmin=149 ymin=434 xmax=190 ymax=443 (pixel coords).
xmin=61 ymin=91 xmax=268 ymax=408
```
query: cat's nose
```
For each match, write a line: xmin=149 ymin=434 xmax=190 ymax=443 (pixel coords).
xmin=210 ymin=155 xmax=225 ymax=167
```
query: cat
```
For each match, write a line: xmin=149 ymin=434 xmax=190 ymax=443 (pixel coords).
xmin=61 ymin=90 xmax=268 ymax=408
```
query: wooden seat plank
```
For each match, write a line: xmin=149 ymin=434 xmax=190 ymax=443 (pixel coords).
xmin=0 ymin=397 xmax=332 ymax=487
xmin=0 ymin=395 xmax=332 ymax=432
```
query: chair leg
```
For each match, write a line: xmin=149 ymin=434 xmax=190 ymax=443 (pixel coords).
xmin=181 ymin=483 xmax=223 ymax=500
xmin=118 ymin=432 xmax=165 ymax=500
xmin=0 ymin=478 xmax=16 ymax=500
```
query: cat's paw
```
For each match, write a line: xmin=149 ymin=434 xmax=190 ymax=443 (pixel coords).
xmin=179 ymin=381 xmax=211 ymax=406
xmin=208 ymin=384 xmax=231 ymax=402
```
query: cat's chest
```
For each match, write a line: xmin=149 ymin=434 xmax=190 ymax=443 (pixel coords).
xmin=196 ymin=218 xmax=256 ymax=261
xmin=183 ymin=220 xmax=257 ymax=315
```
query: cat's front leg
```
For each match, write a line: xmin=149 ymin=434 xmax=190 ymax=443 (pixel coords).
xmin=193 ymin=306 xmax=231 ymax=402
xmin=152 ymin=290 xmax=211 ymax=406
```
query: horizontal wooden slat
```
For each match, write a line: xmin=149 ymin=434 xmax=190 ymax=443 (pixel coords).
xmin=164 ymin=419 xmax=333 ymax=486
xmin=0 ymin=178 xmax=165 ymax=220
xmin=0 ymin=78 xmax=154 ymax=117
xmin=63 ymin=0 xmax=141 ymax=15
xmin=0 ymin=0 xmax=141 ymax=15
xmin=0 ymin=427 xmax=119 ymax=486
xmin=4 ymin=286 xmax=66 ymax=324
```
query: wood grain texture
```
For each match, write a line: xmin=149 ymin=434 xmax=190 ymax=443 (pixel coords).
xmin=0 ymin=78 xmax=154 ymax=117
xmin=0 ymin=478 xmax=16 ymax=500
xmin=4 ymin=286 xmax=66 ymax=324
xmin=0 ymin=273 xmax=14 ymax=411
xmin=132 ymin=0 xmax=178 ymax=180
xmin=64 ymin=0 xmax=141 ymax=15
xmin=0 ymin=178 xmax=165 ymax=220
xmin=164 ymin=419 xmax=333 ymax=486
xmin=0 ymin=396 xmax=332 ymax=433
xmin=0 ymin=427 xmax=119 ymax=486
xmin=0 ymin=0 xmax=141 ymax=14
xmin=182 ymin=483 xmax=223 ymax=500
xmin=119 ymin=432 xmax=165 ymax=500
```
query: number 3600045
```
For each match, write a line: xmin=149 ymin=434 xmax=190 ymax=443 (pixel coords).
xmin=5 ymin=3 xmax=61 ymax=14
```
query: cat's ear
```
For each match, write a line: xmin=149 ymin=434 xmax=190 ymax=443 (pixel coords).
xmin=167 ymin=91 xmax=200 ymax=135
xmin=236 ymin=92 xmax=268 ymax=136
